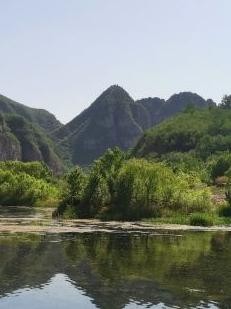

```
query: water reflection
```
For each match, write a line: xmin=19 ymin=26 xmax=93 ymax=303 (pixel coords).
xmin=0 ymin=231 xmax=230 ymax=308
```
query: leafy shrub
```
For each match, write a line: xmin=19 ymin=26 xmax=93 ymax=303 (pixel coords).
xmin=55 ymin=166 xmax=87 ymax=216
xmin=0 ymin=161 xmax=58 ymax=206
xmin=0 ymin=170 xmax=55 ymax=206
xmin=0 ymin=161 xmax=52 ymax=181
xmin=189 ymin=213 xmax=214 ymax=226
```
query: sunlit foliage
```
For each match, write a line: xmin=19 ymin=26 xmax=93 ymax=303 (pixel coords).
xmin=0 ymin=161 xmax=58 ymax=206
xmin=57 ymin=148 xmax=212 ymax=220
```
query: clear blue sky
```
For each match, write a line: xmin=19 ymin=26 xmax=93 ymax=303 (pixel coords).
xmin=0 ymin=0 xmax=230 ymax=123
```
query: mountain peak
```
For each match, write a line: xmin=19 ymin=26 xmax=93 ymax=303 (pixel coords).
xmin=101 ymin=84 xmax=132 ymax=98
xmin=91 ymin=85 xmax=134 ymax=108
xmin=55 ymin=87 xmax=212 ymax=166
xmin=106 ymin=84 xmax=126 ymax=91
xmin=166 ymin=92 xmax=208 ymax=108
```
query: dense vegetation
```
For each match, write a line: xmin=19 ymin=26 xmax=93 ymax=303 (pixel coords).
xmin=0 ymin=161 xmax=59 ymax=206
xmin=56 ymin=148 xmax=213 ymax=221
xmin=134 ymin=107 xmax=231 ymax=161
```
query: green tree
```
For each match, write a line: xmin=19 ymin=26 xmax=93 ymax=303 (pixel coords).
xmin=220 ymin=95 xmax=231 ymax=109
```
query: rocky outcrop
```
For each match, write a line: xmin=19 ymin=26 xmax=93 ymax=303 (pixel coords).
xmin=0 ymin=94 xmax=64 ymax=172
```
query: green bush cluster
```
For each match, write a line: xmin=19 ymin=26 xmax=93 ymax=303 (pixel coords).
xmin=159 ymin=151 xmax=231 ymax=185
xmin=57 ymin=148 xmax=212 ymax=220
xmin=0 ymin=161 xmax=58 ymax=206
xmin=0 ymin=161 xmax=52 ymax=181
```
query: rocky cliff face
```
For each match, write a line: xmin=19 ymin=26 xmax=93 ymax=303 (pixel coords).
xmin=55 ymin=85 xmax=144 ymax=165
xmin=0 ymin=94 xmax=64 ymax=172
xmin=5 ymin=114 xmax=63 ymax=173
xmin=54 ymin=85 xmax=213 ymax=165
xmin=0 ymin=114 xmax=21 ymax=160
xmin=0 ymin=109 xmax=63 ymax=172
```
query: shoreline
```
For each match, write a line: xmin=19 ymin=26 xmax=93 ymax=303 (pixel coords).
xmin=0 ymin=218 xmax=231 ymax=234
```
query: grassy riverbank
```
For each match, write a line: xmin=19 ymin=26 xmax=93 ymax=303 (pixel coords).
xmin=144 ymin=213 xmax=231 ymax=226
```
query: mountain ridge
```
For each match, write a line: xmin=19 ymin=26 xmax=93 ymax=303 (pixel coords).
xmin=54 ymin=85 xmax=214 ymax=165
xmin=0 ymin=94 xmax=62 ymax=133
xmin=0 ymin=85 xmax=216 ymax=168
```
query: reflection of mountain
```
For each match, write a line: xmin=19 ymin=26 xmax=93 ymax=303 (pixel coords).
xmin=0 ymin=232 xmax=230 ymax=308
xmin=0 ymin=274 xmax=96 ymax=309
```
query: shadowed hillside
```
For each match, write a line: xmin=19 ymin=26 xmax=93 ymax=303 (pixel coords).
xmin=0 ymin=94 xmax=64 ymax=172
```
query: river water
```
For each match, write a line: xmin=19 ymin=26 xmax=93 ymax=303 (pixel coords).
xmin=0 ymin=207 xmax=230 ymax=308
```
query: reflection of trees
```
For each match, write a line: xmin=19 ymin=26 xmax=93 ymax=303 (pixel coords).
xmin=0 ymin=232 xmax=231 ymax=308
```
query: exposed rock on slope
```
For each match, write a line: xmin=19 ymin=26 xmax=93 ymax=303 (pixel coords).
xmin=55 ymin=85 xmax=144 ymax=165
xmin=0 ymin=93 xmax=64 ymax=172
xmin=4 ymin=114 xmax=63 ymax=172
xmin=55 ymin=85 xmax=212 ymax=165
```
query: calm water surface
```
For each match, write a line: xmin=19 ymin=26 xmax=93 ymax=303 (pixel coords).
xmin=0 ymin=208 xmax=230 ymax=308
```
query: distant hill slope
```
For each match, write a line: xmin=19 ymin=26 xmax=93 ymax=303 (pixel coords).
xmin=54 ymin=85 xmax=145 ymax=165
xmin=0 ymin=94 xmax=64 ymax=172
xmin=0 ymin=94 xmax=62 ymax=133
xmin=0 ymin=113 xmax=63 ymax=172
xmin=133 ymin=107 xmax=231 ymax=159
xmin=54 ymin=85 xmax=213 ymax=165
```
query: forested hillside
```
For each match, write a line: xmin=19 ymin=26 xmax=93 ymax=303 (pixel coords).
xmin=134 ymin=106 xmax=231 ymax=160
